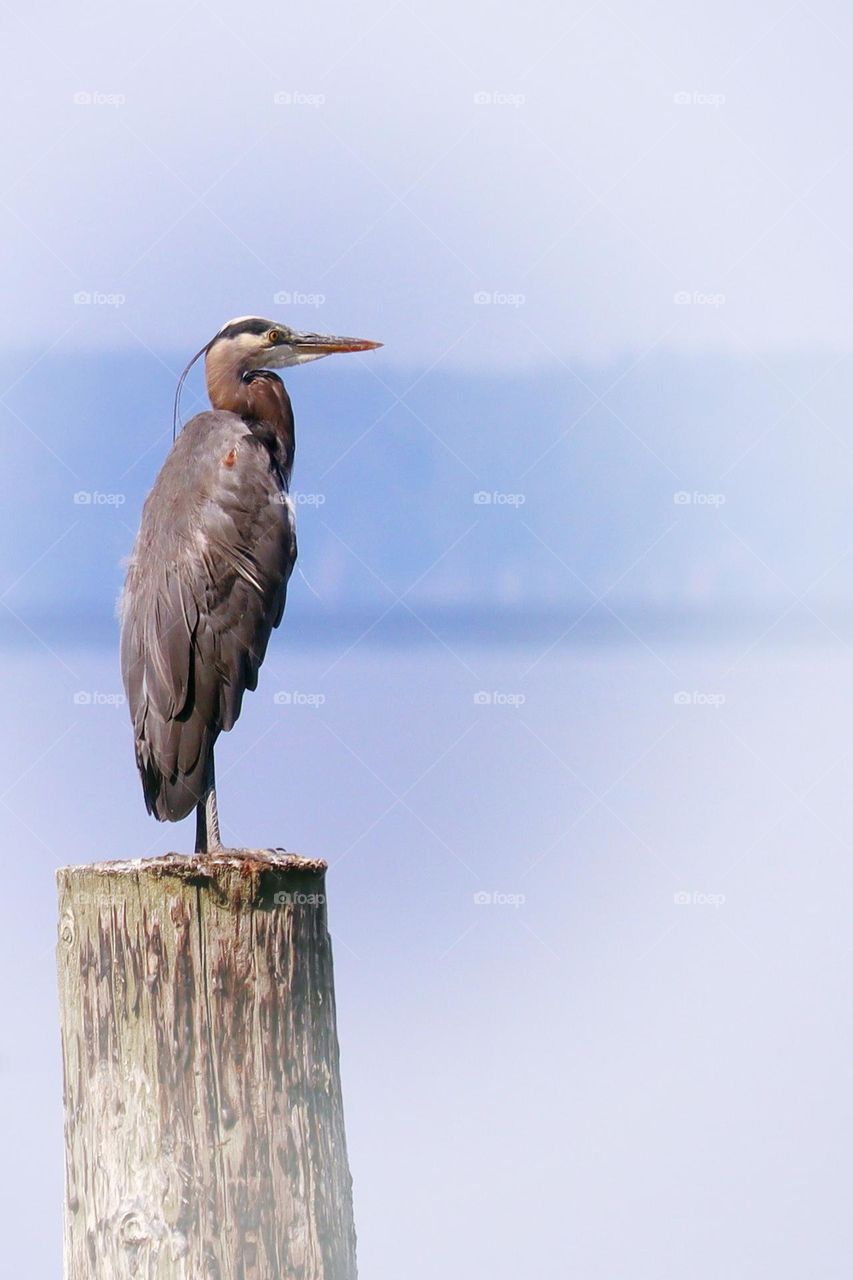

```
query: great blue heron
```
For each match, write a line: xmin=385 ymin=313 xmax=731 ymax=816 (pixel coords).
xmin=120 ymin=316 xmax=381 ymax=853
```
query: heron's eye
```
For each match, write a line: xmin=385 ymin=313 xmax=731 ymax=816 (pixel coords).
xmin=268 ymin=329 xmax=281 ymax=344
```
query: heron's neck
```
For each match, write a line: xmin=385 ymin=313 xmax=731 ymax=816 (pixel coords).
xmin=206 ymin=359 xmax=295 ymax=480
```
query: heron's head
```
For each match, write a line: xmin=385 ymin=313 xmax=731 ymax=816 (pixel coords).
xmin=207 ymin=316 xmax=382 ymax=376
xmin=174 ymin=316 xmax=381 ymax=433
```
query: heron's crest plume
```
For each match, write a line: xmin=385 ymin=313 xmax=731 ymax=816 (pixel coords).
xmin=172 ymin=340 xmax=211 ymax=442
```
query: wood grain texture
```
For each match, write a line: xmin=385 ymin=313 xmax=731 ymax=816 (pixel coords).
xmin=56 ymin=851 xmax=357 ymax=1280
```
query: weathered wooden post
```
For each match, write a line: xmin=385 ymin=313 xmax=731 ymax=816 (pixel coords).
xmin=56 ymin=850 xmax=357 ymax=1280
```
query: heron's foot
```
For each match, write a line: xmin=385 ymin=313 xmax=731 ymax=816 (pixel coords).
xmin=193 ymin=834 xmax=223 ymax=856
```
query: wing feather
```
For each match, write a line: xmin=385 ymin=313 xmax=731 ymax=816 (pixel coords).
xmin=120 ymin=411 xmax=297 ymax=822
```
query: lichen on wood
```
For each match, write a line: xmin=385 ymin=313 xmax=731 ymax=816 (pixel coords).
xmin=56 ymin=850 xmax=357 ymax=1280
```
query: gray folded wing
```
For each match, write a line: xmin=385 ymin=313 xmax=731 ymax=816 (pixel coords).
xmin=120 ymin=411 xmax=297 ymax=821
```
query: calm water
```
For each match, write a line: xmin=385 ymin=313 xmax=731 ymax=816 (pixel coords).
xmin=3 ymin=635 xmax=853 ymax=1278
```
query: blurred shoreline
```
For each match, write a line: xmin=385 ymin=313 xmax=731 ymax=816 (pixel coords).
xmin=4 ymin=603 xmax=853 ymax=651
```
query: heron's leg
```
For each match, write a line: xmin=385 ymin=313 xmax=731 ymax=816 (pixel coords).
xmin=195 ymin=749 xmax=222 ymax=855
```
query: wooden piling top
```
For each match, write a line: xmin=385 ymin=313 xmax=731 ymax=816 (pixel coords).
xmin=57 ymin=849 xmax=328 ymax=912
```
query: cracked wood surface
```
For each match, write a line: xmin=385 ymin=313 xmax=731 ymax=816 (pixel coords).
xmin=56 ymin=851 xmax=357 ymax=1280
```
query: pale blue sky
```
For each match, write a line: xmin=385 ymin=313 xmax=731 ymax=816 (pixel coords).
xmin=4 ymin=0 xmax=853 ymax=365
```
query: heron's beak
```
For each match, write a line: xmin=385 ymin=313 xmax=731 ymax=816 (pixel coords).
xmin=292 ymin=332 xmax=383 ymax=364
xmin=267 ymin=331 xmax=383 ymax=369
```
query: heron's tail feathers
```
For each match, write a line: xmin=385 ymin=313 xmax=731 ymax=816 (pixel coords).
xmin=135 ymin=720 xmax=213 ymax=823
